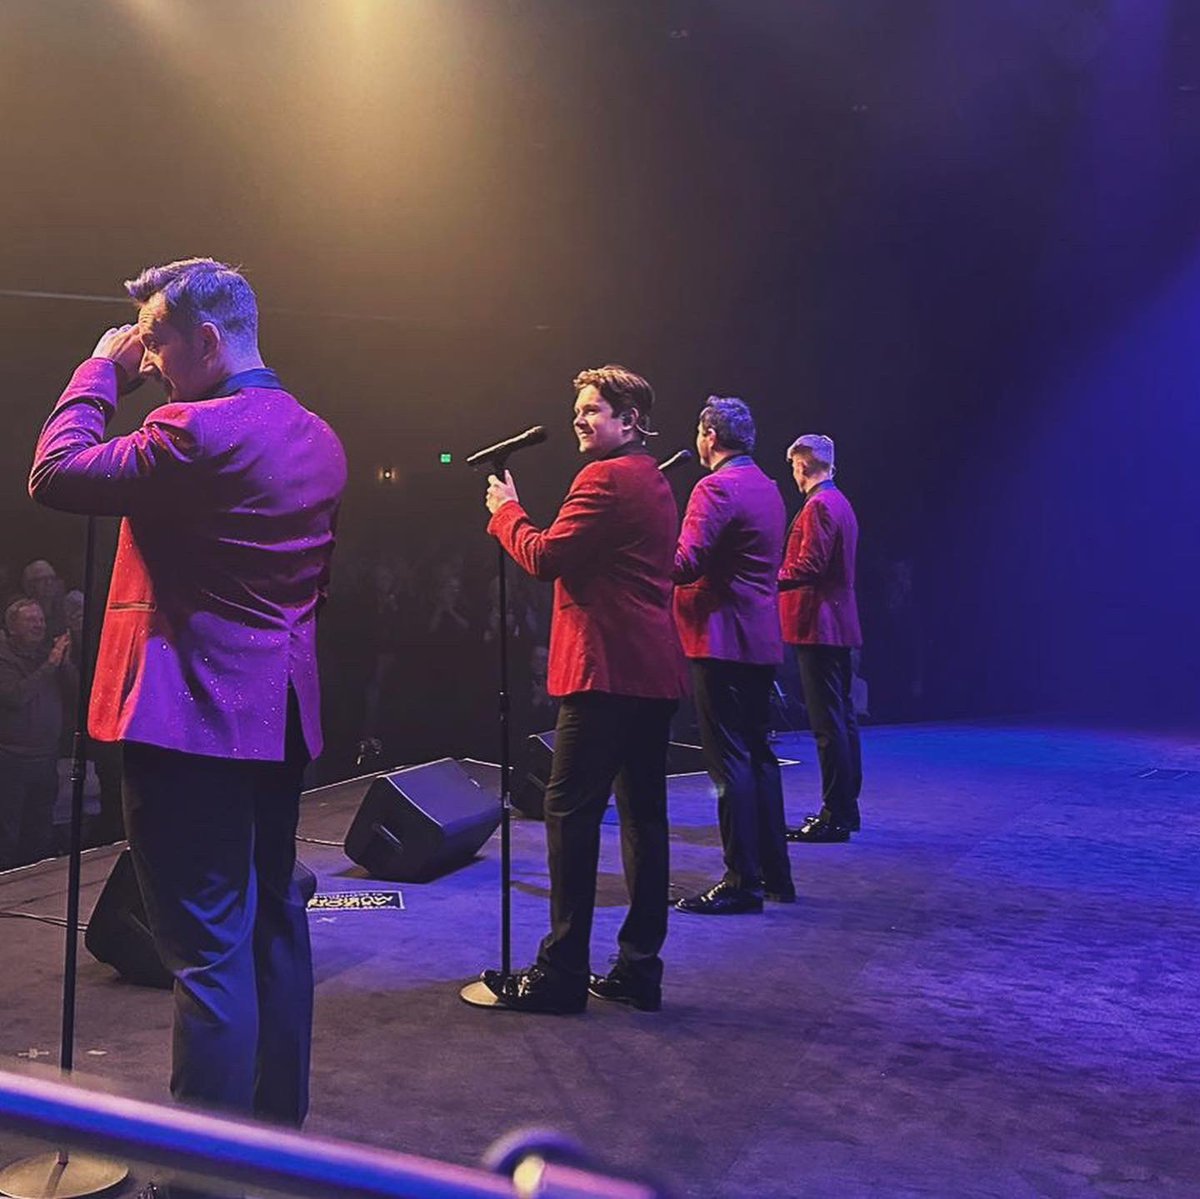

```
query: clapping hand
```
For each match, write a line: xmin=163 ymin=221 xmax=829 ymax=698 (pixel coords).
xmin=47 ymin=633 xmax=71 ymax=668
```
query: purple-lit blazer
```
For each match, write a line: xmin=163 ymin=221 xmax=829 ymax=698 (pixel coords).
xmin=29 ymin=359 xmax=347 ymax=761
xmin=673 ymin=456 xmax=786 ymax=665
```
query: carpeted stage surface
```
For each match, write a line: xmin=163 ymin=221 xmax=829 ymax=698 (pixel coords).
xmin=1 ymin=722 xmax=1197 ymax=1198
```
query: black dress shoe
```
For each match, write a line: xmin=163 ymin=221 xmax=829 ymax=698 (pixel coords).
xmin=675 ymin=880 xmax=763 ymax=915
xmin=480 ymin=965 xmax=587 ymax=1014
xmin=588 ymin=966 xmax=662 ymax=1012
xmin=763 ymin=883 xmax=797 ymax=903
xmin=796 ymin=806 xmax=861 ymax=833
xmin=787 ymin=813 xmax=851 ymax=843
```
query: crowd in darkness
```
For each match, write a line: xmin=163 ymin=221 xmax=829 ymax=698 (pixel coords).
xmin=0 ymin=557 xmax=121 ymax=870
xmin=316 ymin=544 xmax=557 ymax=783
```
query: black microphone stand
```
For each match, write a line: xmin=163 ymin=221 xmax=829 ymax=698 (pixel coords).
xmin=460 ymin=451 xmax=518 ymax=1007
xmin=0 ymin=518 xmax=127 ymax=1199
xmin=496 ymin=503 xmax=513 ymax=979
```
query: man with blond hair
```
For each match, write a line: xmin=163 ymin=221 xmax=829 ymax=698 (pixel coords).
xmin=779 ymin=434 xmax=863 ymax=842
xmin=30 ymin=258 xmax=346 ymax=1132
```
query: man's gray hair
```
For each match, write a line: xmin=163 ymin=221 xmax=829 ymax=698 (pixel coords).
xmin=125 ymin=257 xmax=258 ymax=345
xmin=787 ymin=433 xmax=835 ymax=471
xmin=5 ymin=597 xmax=43 ymax=632
xmin=699 ymin=396 xmax=756 ymax=454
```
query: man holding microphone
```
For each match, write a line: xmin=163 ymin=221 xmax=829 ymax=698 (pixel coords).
xmin=467 ymin=364 xmax=685 ymax=1014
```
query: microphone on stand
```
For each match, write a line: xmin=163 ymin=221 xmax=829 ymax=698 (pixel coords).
xmin=658 ymin=448 xmax=694 ymax=474
xmin=465 ymin=425 xmax=548 ymax=467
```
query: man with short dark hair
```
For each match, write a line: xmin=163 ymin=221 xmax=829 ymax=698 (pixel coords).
xmin=672 ymin=397 xmax=794 ymax=914
xmin=779 ymin=434 xmax=863 ymax=842
xmin=467 ymin=364 xmax=686 ymax=1014
xmin=30 ymin=258 xmax=346 ymax=1129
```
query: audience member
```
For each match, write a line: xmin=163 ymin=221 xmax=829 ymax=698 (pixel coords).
xmin=21 ymin=559 xmax=67 ymax=638
xmin=0 ymin=597 xmax=75 ymax=868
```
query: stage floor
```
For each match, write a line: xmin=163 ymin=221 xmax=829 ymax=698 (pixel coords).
xmin=1 ymin=721 xmax=1197 ymax=1198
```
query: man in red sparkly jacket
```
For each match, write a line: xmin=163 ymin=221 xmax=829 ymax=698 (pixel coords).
xmin=30 ymin=258 xmax=346 ymax=1129
xmin=468 ymin=365 xmax=686 ymax=1014
xmin=779 ymin=434 xmax=863 ymax=843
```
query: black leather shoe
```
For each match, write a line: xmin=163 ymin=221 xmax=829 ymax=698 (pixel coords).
xmin=481 ymin=965 xmax=587 ymax=1014
xmin=675 ymin=880 xmax=763 ymax=915
xmin=796 ymin=806 xmax=861 ymax=832
xmin=787 ymin=813 xmax=851 ymax=843
xmin=763 ymin=883 xmax=797 ymax=903
xmin=588 ymin=967 xmax=662 ymax=1012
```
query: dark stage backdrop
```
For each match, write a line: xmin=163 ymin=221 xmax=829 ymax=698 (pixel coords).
xmin=1 ymin=1 xmax=1196 ymax=785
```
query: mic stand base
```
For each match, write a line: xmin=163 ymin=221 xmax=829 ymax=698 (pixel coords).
xmin=458 ymin=978 xmax=510 ymax=1009
xmin=0 ymin=1151 xmax=127 ymax=1199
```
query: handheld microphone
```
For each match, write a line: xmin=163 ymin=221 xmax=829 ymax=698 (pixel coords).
xmin=658 ymin=448 xmax=694 ymax=474
xmin=465 ymin=425 xmax=549 ymax=467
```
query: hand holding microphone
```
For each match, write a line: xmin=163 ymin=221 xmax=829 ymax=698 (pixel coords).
xmin=486 ymin=470 xmax=520 ymax=515
xmin=469 ymin=424 xmax=545 ymax=517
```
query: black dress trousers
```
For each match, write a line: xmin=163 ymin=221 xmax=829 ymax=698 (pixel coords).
xmin=121 ymin=693 xmax=312 ymax=1126
xmin=537 ymin=691 xmax=677 ymax=992
xmin=794 ymin=645 xmax=862 ymax=827
xmin=691 ymin=659 xmax=793 ymax=893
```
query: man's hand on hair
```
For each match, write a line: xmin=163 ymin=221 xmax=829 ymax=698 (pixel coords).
xmin=91 ymin=324 xmax=145 ymax=395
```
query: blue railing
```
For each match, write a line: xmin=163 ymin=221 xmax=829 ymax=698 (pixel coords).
xmin=0 ymin=1067 xmax=660 ymax=1199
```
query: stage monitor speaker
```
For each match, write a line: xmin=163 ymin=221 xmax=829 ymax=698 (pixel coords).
xmin=343 ymin=757 xmax=500 ymax=882
xmin=86 ymin=849 xmax=318 ymax=989
xmin=514 ymin=732 xmax=554 ymax=821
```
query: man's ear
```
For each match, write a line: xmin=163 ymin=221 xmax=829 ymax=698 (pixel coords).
xmin=622 ymin=407 xmax=638 ymax=429
xmin=198 ymin=321 xmax=222 ymax=362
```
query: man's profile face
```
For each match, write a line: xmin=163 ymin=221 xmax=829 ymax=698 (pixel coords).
xmin=136 ymin=295 xmax=216 ymax=403
xmin=573 ymin=385 xmax=630 ymax=457
xmin=695 ymin=421 xmax=719 ymax=469
xmin=791 ymin=452 xmax=821 ymax=494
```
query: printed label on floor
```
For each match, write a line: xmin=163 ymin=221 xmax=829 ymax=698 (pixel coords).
xmin=307 ymin=890 xmax=405 ymax=911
